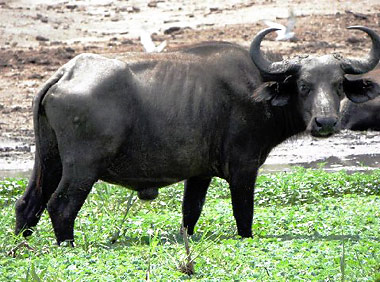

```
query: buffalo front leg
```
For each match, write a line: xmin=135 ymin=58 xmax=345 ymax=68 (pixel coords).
xmin=229 ymin=172 xmax=257 ymax=238
xmin=46 ymin=167 xmax=96 ymax=245
xmin=182 ymin=176 xmax=212 ymax=235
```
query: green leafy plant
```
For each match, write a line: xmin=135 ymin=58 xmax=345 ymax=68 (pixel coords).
xmin=1 ymin=168 xmax=380 ymax=280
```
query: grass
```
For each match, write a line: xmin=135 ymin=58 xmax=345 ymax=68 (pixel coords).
xmin=0 ymin=167 xmax=380 ymax=281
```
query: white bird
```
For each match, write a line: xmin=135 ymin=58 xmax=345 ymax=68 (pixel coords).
xmin=140 ymin=31 xmax=167 ymax=53
xmin=262 ymin=9 xmax=296 ymax=41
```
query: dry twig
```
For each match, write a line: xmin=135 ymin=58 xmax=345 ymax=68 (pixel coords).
xmin=8 ymin=241 xmax=36 ymax=258
xmin=179 ymin=225 xmax=195 ymax=275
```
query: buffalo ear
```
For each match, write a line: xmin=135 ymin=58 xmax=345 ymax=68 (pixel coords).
xmin=343 ymin=77 xmax=380 ymax=103
xmin=252 ymin=81 xmax=291 ymax=106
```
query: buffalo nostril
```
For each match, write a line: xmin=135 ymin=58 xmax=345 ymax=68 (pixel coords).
xmin=314 ymin=117 xmax=338 ymax=128
xmin=315 ymin=117 xmax=322 ymax=127
xmin=312 ymin=117 xmax=339 ymax=137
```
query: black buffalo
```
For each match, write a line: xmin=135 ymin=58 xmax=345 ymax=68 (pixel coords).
xmin=340 ymin=65 xmax=380 ymax=130
xmin=15 ymin=26 xmax=380 ymax=245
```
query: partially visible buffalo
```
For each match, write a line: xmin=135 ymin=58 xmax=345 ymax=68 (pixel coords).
xmin=15 ymin=26 xmax=380 ymax=245
xmin=341 ymin=65 xmax=380 ymax=130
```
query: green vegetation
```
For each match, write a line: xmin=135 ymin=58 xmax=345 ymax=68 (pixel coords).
xmin=1 ymin=168 xmax=380 ymax=281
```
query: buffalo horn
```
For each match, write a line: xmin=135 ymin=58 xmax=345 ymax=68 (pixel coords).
xmin=341 ymin=26 xmax=380 ymax=74
xmin=250 ymin=28 xmax=300 ymax=79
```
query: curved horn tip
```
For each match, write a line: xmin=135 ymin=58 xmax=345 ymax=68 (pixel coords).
xmin=346 ymin=25 xmax=380 ymax=43
xmin=252 ymin=27 xmax=282 ymax=47
xmin=346 ymin=26 xmax=373 ymax=33
xmin=347 ymin=25 xmax=364 ymax=29
xmin=342 ymin=25 xmax=380 ymax=74
xmin=260 ymin=27 xmax=282 ymax=34
xmin=250 ymin=27 xmax=299 ymax=77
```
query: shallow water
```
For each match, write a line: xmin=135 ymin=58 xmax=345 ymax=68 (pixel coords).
xmin=262 ymin=130 xmax=380 ymax=173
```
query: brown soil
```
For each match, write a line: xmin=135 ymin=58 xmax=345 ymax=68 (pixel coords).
xmin=1 ymin=0 xmax=380 ymax=175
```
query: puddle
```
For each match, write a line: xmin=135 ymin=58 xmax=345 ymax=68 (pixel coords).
xmin=261 ymin=154 xmax=380 ymax=173
xmin=0 ymin=168 xmax=32 ymax=179
xmin=261 ymin=130 xmax=380 ymax=173
xmin=0 ymin=137 xmax=34 ymax=179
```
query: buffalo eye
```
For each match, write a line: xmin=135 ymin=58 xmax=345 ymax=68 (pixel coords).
xmin=298 ymin=80 xmax=312 ymax=96
xmin=333 ymin=80 xmax=344 ymax=97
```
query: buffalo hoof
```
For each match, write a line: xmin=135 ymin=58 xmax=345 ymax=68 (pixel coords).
xmin=180 ymin=225 xmax=194 ymax=236
xmin=58 ymin=240 xmax=75 ymax=247
xmin=137 ymin=187 xmax=159 ymax=200
xmin=238 ymin=231 xmax=253 ymax=238
xmin=15 ymin=225 xmax=34 ymax=238
xmin=22 ymin=228 xmax=34 ymax=237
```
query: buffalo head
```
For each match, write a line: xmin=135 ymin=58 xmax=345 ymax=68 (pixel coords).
xmin=251 ymin=26 xmax=380 ymax=137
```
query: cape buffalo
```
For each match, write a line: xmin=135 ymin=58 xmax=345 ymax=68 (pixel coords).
xmin=340 ymin=65 xmax=380 ymax=130
xmin=15 ymin=26 xmax=380 ymax=245
xmin=341 ymin=97 xmax=380 ymax=131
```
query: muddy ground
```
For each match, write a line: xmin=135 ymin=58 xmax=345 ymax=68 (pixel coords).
xmin=1 ymin=0 xmax=380 ymax=177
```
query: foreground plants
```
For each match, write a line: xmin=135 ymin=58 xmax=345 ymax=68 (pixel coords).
xmin=1 ymin=168 xmax=380 ymax=280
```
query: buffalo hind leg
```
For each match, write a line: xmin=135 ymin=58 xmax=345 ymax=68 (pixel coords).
xmin=46 ymin=165 xmax=97 ymax=245
xmin=182 ymin=176 xmax=212 ymax=235
xmin=15 ymin=114 xmax=62 ymax=237
xmin=229 ymin=172 xmax=257 ymax=238
xmin=15 ymin=158 xmax=62 ymax=237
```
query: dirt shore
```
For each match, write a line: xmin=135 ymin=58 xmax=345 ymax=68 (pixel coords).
xmin=1 ymin=0 xmax=380 ymax=177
